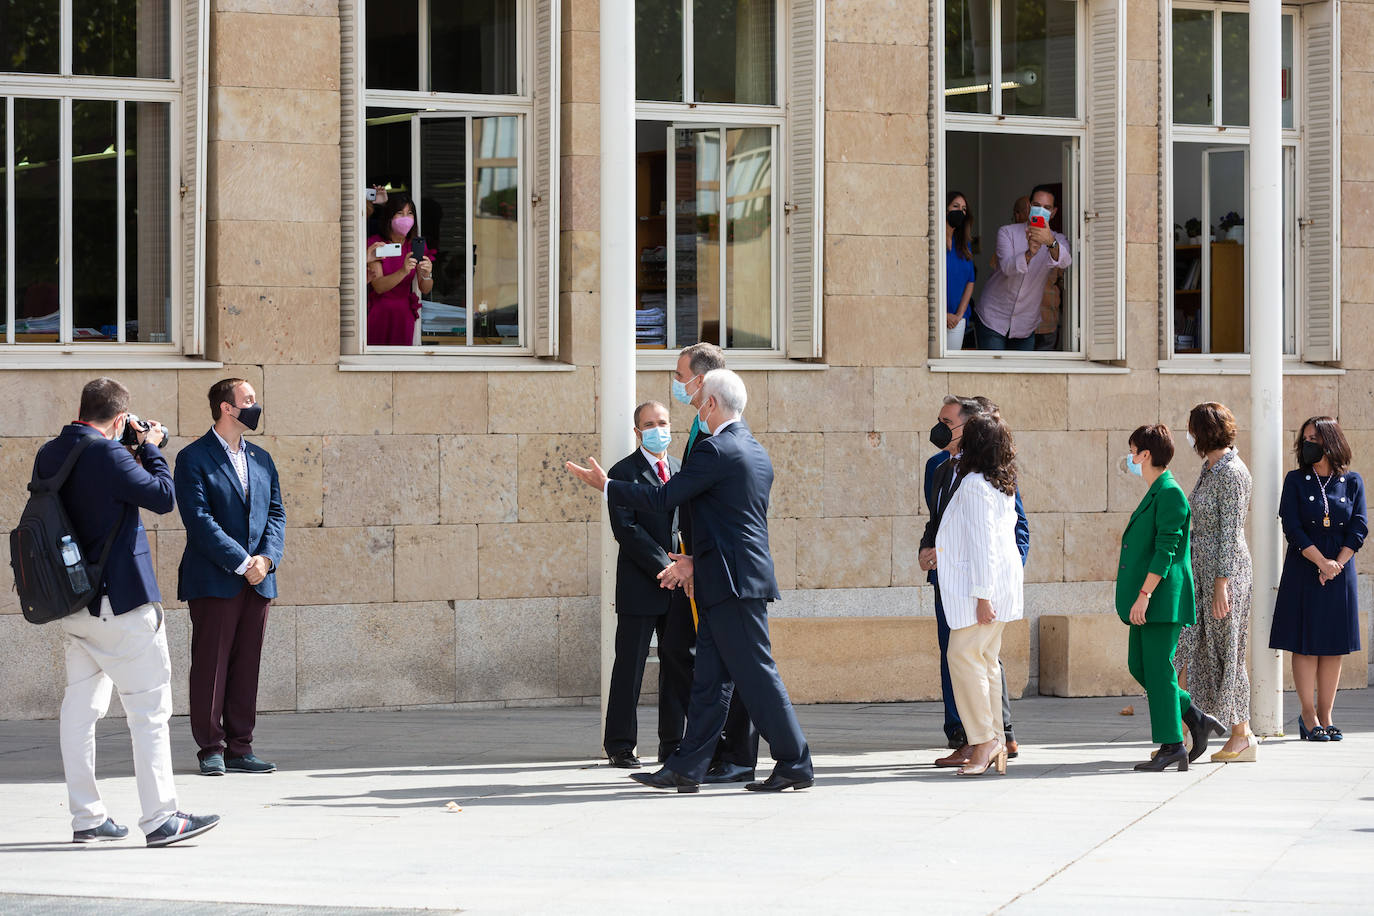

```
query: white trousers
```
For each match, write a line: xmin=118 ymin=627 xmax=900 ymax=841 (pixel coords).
xmin=948 ymin=620 xmax=1007 ymax=747
xmin=59 ymin=599 xmax=178 ymax=835
xmin=946 ymin=318 xmax=966 ymax=352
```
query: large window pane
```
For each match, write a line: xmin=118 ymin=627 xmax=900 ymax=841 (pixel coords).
xmin=693 ymin=0 xmax=774 ymax=104
xmin=14 ymin=99 xmax=60 ymax=343
xmin=430 ymin=0 xmax=517 ymax=94
xmin=946 ymin=0 xmax=993 ymax=114
xmin=675 ymin=127 xmax=720 ymax=345
xmin=637 ymin=0 xmax=683 ymax=101
xmin=1172 ymin=9 xmax=1213 ymax=125
xmin=1000 ymin=0 xmax=1076 ymax=118
xmin=471 ymin=116 xmax=520 ymax=346
xmin=635 ymin=122 xmax=670 ymax=349
xmin=1171 ymin=143 xmax=1246 ymax=354
xmin=72 ymin=100 xmax=119 ymax=341
xmin=417 ymin=116 xmax=469 ymax=345
xmin=129 ymin=101 xmax=171 ymax=342
xmin=0 ymin=0 xmax=60 ymax=73
xmin=366 ymin=0 xmax=419 ymax=91
xmin=724 ymin=127 xmax=771 ymax=348
xmin=1281 ymin=13 xmax=1294 ymax=130
xmin=73 ymin=0 xmax=170 ymax=78
xmin=1220 ymin=11 xmax=1248 ymax=127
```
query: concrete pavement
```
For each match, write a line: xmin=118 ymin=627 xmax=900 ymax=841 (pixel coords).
xmin=1 ymin=691 xmax=1372 ymax=914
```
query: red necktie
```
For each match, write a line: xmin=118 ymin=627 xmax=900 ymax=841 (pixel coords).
xmin=656 ymin=460 xmax=669 ymax=483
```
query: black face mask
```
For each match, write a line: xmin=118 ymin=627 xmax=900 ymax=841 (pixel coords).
xmin=1301 ymin=440 xmax=1325 ymax=467
xmin=946 ymin=210 xmax=967 ymax=230
xmin=233 ymin=404 xmax=262 ymax=431
xmin=930 ymin=421 xmax=953 ymax=450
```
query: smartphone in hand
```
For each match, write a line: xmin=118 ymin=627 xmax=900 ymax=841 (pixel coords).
xmin=375 ymin=242 xmax=403 ymax=258
xmin=411 ymin=237 xmax=427 ymax=263
xmin=1028 ymin=205 xmax=1051 ymax=229
xmin=365 ymin=188 xmax=377 ymax=202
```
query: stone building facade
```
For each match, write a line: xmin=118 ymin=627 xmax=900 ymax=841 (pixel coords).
xmin=1 ymin=0 xmax=1370 ymax=719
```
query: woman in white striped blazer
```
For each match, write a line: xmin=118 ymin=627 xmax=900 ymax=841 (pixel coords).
xmin=934 ymin=412 xmax=1025 ymax=776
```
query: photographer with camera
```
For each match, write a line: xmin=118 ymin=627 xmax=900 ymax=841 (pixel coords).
xmin=175 ymin=378 xmax=286 ymax=778
xmin=972 ymin=183 xmax=1072 ymax=351
xmin=32 ymin=377 xmax=220 ymax=847
xmin=366 ymin=194 xmax=433 ymax=346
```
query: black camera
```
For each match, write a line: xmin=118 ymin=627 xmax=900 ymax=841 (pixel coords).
xmin=121 ymin=414 xmax=168 ymax=449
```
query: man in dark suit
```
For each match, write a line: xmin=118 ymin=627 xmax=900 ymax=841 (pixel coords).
xmin=920 ymin=395 xmax=1029 ymax=764
xmin=669 ymin=342 xmax=760 ymax=783
xmin=568 ymin=369 xmax=812 ymax=793
xmin=603 ymin=401 xmax=695 ymax=768
xmin=175 ymin=378 xmax=286 ymax=776
xmin=35 ymin=377 xmax=219 ymax=847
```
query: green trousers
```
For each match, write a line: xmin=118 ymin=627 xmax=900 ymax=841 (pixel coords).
xmin=1127 ymin=622 xmax=1191 ymax=744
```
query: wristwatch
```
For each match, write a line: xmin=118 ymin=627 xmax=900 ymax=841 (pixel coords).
xmin=1139 ymin=589 xmax=1152 ymax=599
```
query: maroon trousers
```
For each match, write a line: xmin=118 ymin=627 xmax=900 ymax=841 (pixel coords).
xmin=188 ymin=586 xmax=270 ymax=760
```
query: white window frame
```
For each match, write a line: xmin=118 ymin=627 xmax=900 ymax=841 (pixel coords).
xmin=0 ymin=0 xmax=206 ymax=363
xmin=931 ymin=0 xmax=1132 ymax=373
xmin=1161 ymin=1 xmax=1308 ymax=368
xmin=632 ymin=0 xmax=824 ymax=369
xmin=343 ymin=0 xmax=559 ymax=368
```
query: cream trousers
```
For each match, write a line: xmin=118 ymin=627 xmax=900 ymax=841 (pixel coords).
xmin=947 ymin=620 xmax=1008 ymax=747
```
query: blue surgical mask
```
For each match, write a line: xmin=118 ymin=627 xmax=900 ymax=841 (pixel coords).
xmin=671 ymin=376 xmax=698 ymax=406
xmin=1125 ymin=453 xmax=1143 ymax=477
xmin=640 ymin=426 xmax=671 ymax=454
xmin=1029 ymin=205 xmax=1052 ymax=226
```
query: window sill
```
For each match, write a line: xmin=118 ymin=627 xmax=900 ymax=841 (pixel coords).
xmin=633 ymin=353 xmax=828 ymax=371
xmin=0 ymin=350 xmax=223 ymax=371
xmin=1157 ymin=358 xmax=1346 ymax=376
xmin=927 ymin=357 xmax=1130 ymax=374
xmin=338 ymin=354 xmax=577 ymax=372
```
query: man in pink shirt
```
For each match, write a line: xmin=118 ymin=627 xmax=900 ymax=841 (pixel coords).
xmin=972 ymin=185 xmax=1073 ymax=350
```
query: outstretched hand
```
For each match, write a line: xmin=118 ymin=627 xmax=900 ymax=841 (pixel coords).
xmin=566 ymin=456 xmax=608 ymax=491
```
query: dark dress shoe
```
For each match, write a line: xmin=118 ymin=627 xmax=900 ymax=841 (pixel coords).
xmin=1182 ymin=705 xmax=1227 ymax=762
xmin=745 ymin=772 xmax=814 ymax=792
xmin=607 ymin=750 xmax=642 ymax=769
xmin=1134 ymin=742 xmax=1188 ymax=772
xmin=704 ymin=762 xmax=756 ymax=783
xmin=199 ymin=752 xmax=226 ymax=776
xmin=1006 ymin=740 xmax=1019 ymax=759
xmin=225 ymin=753 xmax=276 ymax=773
xmin=630 ymin=767 xmax=699 ymax=793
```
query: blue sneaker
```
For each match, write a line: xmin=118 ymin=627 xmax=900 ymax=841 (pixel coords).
xmin=199 ymin=752 xmax=226 ymax=776
xmin=224 ymin=753 xmax=276 ymax=773
xmin=72 ymin=817 xmax=129 ymax=843
xmin=145 ymin=812 xmax=220 ymax=848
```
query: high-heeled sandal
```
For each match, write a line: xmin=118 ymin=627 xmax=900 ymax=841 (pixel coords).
xmin=1298 ymin=716 xmax=1330 ymax=742
xmin=956 ymin=745 xmax=1008 ymax=777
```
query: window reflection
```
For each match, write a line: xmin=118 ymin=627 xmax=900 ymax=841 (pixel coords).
xmin=692 ymin=0 xmax=775 ymax=104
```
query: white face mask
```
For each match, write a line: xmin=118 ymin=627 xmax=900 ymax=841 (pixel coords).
xmin=1185 ymin=431 xmax=1197 ymax=449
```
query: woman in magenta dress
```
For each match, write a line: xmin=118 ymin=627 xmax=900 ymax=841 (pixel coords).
xmin=366 ymin=195 xmax=433 ymax=345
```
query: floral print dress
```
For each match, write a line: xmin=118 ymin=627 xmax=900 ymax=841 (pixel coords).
xmin=1175 ymin=449 xmax=1253 ymax=727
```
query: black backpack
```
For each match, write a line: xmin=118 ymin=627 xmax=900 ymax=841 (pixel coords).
xmin=9 ymin=436 xmax=125 ymax=624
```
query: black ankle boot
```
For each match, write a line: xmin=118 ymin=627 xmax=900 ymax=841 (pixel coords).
xmin=1182 ymin=704 xmax=1227 ymax=762
xmin=1134 ymin=742 xmax=1188 ymax=772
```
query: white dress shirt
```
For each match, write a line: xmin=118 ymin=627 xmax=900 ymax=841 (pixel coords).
xmin=641 ymin=446 xmax=670 ymax=480
xmin=210 ymin=427 xmax=253 ymax=575
xmin=934 ymin=471 xmax=1025 ymax=629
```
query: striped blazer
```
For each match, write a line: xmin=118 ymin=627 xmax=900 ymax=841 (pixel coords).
xmin=934 ymin=471 xmax=1025 ymax=630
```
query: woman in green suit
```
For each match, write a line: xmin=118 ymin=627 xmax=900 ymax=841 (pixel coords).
xmin=1117 ymin=425 xmax=1227 ymax=772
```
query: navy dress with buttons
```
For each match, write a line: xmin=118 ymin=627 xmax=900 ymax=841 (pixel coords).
xmin=1269 ymin=469 xmax=1367 ymax=655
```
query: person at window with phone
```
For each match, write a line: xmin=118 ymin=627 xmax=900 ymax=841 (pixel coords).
xmin=972 ymin=184 xmax=1072 ymax=351
xmin=366 ymin=195 xmax=433 ymax=346
xmin=944 ymin=191 xmax=975 ymax=352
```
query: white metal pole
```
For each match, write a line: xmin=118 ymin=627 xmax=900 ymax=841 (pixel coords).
xmin=599 ymin=0 xmax=637 ymax=746
xmin=1248 ymin=0 xmax=1285 ymax=736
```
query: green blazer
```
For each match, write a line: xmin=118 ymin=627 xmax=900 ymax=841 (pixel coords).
xmin=1115 ymin=469 xmax=1196 ymax=626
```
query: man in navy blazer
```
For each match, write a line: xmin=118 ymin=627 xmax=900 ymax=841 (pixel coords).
xmin=175 ymin=378 xmax=286 ymax=776
xmin=568 ymin=369 xmax=813 ymax=793
xmin=35 ymin=377 xmax=219 ymax=847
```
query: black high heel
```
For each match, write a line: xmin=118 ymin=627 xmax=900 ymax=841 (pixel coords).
xmin=1182 ymin=705 xmax=1227 ymax=762
xmin=1135 ymin=743 xmax=1188 ymax=772
xmin=1298 ymin=716 xmax=1330 ymax=742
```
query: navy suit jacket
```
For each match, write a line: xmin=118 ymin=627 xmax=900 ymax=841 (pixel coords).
xmin=33 ymin=424 xmax=175 ymax=616
xmin=174 ymin=431 xmax=286 ymax=601
xmin=607 ymin=420 xmax=779 ymax=611
xmin=607 ymin=449 xmax=682 ymax=616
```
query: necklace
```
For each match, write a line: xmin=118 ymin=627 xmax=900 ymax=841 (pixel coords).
xmin=1316 ymin=472 xmax=1335 ymax=527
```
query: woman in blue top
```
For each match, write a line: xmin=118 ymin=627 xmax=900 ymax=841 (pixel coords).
xmin=945 ymin=191 xmax=976 ymax=352
xmin=1270 ymin=416 xmax=1367 ymax=742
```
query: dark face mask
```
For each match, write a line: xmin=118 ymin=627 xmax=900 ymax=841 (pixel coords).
xmin=930 ymin=421 xmax=953 ymax=450
xmin=1301 ymin=440 xmax=1325 ymax=467
xmin=946 ymin=209 xmax=967 ymax=230
xmin=233 ymin=404 xmax=263 ymax=431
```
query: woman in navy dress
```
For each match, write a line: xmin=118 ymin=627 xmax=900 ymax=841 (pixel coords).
xmin=1270 ymin=416 xmax=1367 ymax=742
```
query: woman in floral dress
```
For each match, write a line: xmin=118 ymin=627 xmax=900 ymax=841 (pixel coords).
xmin=1176 ymin=403 xmax=1256 ymax=761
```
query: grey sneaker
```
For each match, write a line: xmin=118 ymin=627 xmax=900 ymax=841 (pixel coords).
xmin=145 ymin=812 xmax=220 ymax=848
xmin=73 ymin=817 xmax=129 ymax=843
xmin=199 ymin=752 xmax=226 ymax=776
xmin=224 ymin=753 xmax=276 ymax=773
